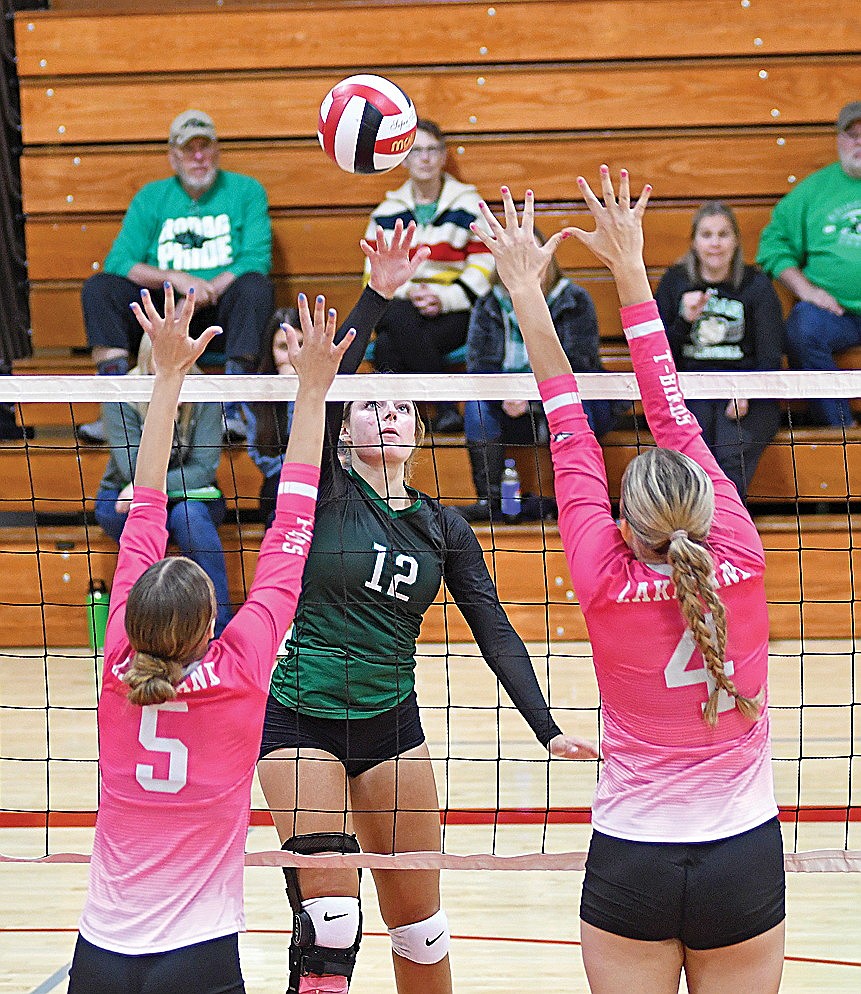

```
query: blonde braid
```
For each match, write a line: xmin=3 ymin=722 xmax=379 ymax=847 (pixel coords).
xmin=669 ymin=536 xmax=762 ymax=727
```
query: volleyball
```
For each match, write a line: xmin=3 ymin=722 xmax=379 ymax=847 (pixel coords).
xmin=317 ymin=74 xmax=417 ymax=174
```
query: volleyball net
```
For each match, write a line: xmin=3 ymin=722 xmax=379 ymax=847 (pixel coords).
xmin=0 ymin=369 xmax=860 ymax=872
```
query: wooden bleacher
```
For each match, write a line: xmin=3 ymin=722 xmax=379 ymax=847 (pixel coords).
xmin=4 ymin=0 xmax=860 ymax=647
xmin=1 ymin=515 xmax=859 ymax=647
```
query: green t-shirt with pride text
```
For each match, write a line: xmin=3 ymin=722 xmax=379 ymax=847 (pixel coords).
xmin=103 ymin=170 xmax=272 ymax=281
xmin=757 ymin=162 xmax=861 ymax=314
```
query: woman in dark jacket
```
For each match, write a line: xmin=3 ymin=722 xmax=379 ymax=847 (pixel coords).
xmin=656 ymin=202 xmax=785 ymax=500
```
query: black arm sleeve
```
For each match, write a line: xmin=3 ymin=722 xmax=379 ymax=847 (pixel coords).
xmin=439 ymin=507 xmax=563 ymax=747
xmin=320 ymin=286 xmax=391 ymax=495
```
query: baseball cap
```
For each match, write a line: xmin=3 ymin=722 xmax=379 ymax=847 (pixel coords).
xmin=836 ymin=101 xmax=861 ymax=133
xmin=169 ymin=109 xmax=217 ymax=146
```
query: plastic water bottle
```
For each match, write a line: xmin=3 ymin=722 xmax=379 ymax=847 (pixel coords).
xmin=501 ymin=458 xmax=521 ymax=521
xmin=86 ymin=579 xmax=110 ymax=654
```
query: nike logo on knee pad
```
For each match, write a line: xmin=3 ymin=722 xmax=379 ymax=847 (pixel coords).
xmin=323 ymin=912 xmax=349 ymax=921
xmin=425 ymin=932 xmax=445 ymax=946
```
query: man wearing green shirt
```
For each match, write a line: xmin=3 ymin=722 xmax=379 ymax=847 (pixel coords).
xmin=78 ymin=110 xmax=273 ymax=443
xmin=757 ymin=101 xmax=861 ymax=426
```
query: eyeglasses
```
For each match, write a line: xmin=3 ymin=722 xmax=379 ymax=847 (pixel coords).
xmin=408 ymin=143 xmax=446 ymax=158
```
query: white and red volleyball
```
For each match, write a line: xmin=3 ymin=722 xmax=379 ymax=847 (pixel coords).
xmin=318 ymin=74 xmax=417 ymax=174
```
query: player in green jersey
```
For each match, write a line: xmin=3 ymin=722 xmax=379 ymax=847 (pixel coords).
xmin=257 ymin=220 xmax=597 ymax=994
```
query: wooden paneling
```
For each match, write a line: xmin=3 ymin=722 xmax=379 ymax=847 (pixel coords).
xmin=600 ymin=429 xmax=861 ymax=502
xmin=19 ymin=58 xmax=858 ymax=145
xmin=15 ymin=2 xmax=857 ymax=77
xmin=5 ymin=424 xmax=847 ymax=518
xmin=25 ymin=277 xmax=363 ymax=351
xmin=2 ymin=516 xmax=860 ymax=646
xmin=23 ymin=270 xmax=796 ymax=354
xmin=20 ymin=130 xmax=836 ymax=215
xmin=20 ymin=273 xmax=641 ymax=352
xmin=23 ymin=204 xmax=778 ymax=281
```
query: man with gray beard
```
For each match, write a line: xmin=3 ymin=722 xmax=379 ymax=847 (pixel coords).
xmin=757 ymin=101 xmax=861 ymax=427
xmin=78 ymin=110 xmax=273 ymax=443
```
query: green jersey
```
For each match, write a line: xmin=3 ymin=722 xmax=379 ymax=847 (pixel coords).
xmin=270 ymin=468 xmax=446 ymax=716
xmin=267 ymin=287 xmax=562 ymax=746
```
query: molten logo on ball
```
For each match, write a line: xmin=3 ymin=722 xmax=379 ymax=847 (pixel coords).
xmin=318 ymin=74 xmax=417 ymax=175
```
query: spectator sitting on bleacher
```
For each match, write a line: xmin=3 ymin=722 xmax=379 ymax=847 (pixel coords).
xmin=246 ymin=305 xmax=300 ymax=526
xmin=757 ymin=100 xmax=861 ymax=428
xmin=77 ymin=109 xmax=274 ymax=445
xmin=657 ymin=202 xmax=784 ymax=502
xmin=364 ymin=119 xmax=495 ymax=433
xmin=456 ymin=231 xmax=616 ymax=522
xmin=94 ymin=331 xmax=232 ymax=636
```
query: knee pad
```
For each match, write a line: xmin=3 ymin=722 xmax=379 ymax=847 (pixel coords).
xmin=388 ymin=909 xmax=450 ymax=965
xmin=281 ymin=834 xmax=363 ymax=994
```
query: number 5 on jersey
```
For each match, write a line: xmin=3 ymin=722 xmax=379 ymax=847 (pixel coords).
xmin=136 ymin=701 xmax=189 ymax=794
xmin=664 ymin=618 xmax=736 ymax=715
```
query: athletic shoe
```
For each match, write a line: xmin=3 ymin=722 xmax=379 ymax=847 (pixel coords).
xmin=222 ymin=414 xmax=248 ymax=444
xmin=430 ymin=408 xmax=464 ymax=433
xmin=76 ymin=419 xmax=106 ymax=445
xmin=453 ymin=499 xmax=500 ymax=523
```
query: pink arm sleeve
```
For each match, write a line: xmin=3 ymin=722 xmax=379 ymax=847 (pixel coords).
xmin=102 ymin=487 xmax=169 ymax=677
xmin=621 ymin=300 xmax=764 ymax=563
xmin=538 ymin=375 xmax=629 ymax=609
xmin=217 ymin=462 xmax=320 ymax=691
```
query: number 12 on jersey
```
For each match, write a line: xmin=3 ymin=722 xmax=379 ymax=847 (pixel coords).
xmin=364 ymin=542 xmax=419 ymax=602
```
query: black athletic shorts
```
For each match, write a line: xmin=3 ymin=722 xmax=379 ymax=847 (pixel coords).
xmin=258 ymin=690 xmax=426 ymax=778
xmin=67 ymin=932 xmax=244 ymax=994
xmin=580 ymin=817 xmax=785 ymax=949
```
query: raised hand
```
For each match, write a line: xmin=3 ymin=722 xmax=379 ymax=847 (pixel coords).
xmin=130 ymin=282 xmax=222 ymax=377
xmin=681 ymin=289 xmax=711 ymax=324
xmin=286 ymin=293 xmax=355 ymax=396
xmin=362 ymin=218 xmax=432 ymax=300
xmin=567 ymin=166 xmax=651 ymax=275
xmin=470 ymin=187 xmax=569 ymax=296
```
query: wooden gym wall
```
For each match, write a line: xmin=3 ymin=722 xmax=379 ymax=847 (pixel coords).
xmin=12 ymin=0 xmax=860 ymax=353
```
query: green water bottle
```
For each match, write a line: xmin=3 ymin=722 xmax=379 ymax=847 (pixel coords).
xmin=86 ymin=579 xmax=110 ymax=653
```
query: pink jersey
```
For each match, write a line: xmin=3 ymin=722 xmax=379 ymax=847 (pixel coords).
xmin=78 ymin=465 xmax=319 ymax=954
xmin=540 ymin=300 xmax=777 ymax=843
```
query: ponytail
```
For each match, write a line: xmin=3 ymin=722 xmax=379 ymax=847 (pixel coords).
xmin=621 ymin=447 xmax=763 ymax=727
xmin=667 ymin=533 xmax=763 ymax=727
xmin=124 ymin=650 xmax=184 ymax=707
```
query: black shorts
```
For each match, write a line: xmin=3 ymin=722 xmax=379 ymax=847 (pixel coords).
xmin=580 ymin=817 xmax=785 ymax=949
xmin=68 ymin=933 xmax=244 ymax=994
xmin=259 ymin=691 xmax=426 ymax=778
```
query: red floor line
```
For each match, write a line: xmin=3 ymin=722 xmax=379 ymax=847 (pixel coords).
xmin=1 ymin=927 xmax=859 ymax=966
xmin=2 ymin=805 xmax=859 ymax=829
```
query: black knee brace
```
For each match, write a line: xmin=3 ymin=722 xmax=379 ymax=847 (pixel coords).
xmin=282 ymin=833 xmax=363 ymax=994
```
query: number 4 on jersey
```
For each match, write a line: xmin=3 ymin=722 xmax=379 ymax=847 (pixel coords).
xmin=664 ymin=617 xmax=736 ymax=715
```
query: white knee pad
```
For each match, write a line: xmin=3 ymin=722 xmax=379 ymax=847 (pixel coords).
xmin=388 ymin=909 xmax=450 ymax=965
xmin=301 ymin=896 xmax=361 ymax=950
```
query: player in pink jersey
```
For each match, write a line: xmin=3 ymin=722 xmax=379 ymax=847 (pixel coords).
xmin=471 ymin=174 xmax=784 ymax=993
xmin=67 ymin=284 xmax=354 ymax=994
